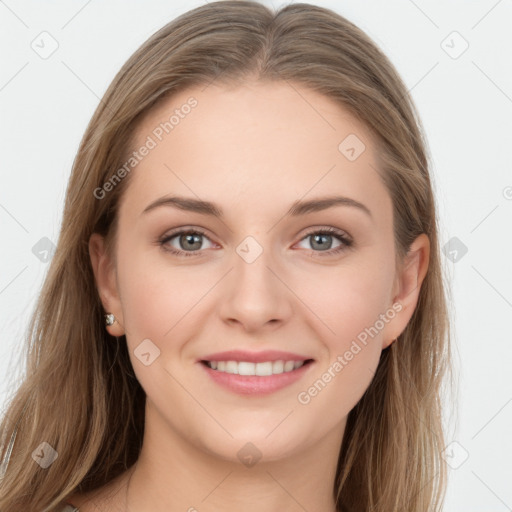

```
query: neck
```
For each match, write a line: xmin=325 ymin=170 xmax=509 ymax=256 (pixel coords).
xmin=123 ymin=403 xmax=344 ymax=512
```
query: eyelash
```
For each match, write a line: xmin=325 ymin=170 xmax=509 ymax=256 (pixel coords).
xmin=158 ymin=226 xmax=353 ymax=258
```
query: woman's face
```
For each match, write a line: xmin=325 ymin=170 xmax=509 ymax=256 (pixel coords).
xmin=90 ymin=80 xmax=428 ymax=463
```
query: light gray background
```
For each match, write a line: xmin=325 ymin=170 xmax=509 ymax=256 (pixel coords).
xmin=1 ymin=0 xmax=511 ymax=509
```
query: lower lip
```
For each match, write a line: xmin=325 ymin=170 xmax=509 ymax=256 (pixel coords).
xmin=199 ymin=361 xmax=314 ymax=395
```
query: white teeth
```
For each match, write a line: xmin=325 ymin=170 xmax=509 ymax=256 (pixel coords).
xmin=255 ymin=362 xmax=273 ymax=376
xmin=272 ymin=360 xmax=284 ymax=373
xmin=225 ymin=361 xmax=238 ymax=374
xmin=206 ymin=359 xmax=307 ymax=376
xmin=238 ymin=362 xmax=255 ymax=376
xmin=283 ymin=361 xmax=295 ymax=372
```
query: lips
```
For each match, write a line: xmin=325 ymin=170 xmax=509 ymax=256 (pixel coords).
xmin=199 ymin=349 xmax=313 ymax=363
xmin=197 ymin=350 xmax=315 ymax=394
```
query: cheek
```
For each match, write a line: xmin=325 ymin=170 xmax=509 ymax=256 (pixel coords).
xmin=305 ymin=259 xmax=394 ymax=347
xmin=119 ymin=239 xmax=394 ymax=346
xmin=116 ymin=250 xmax=213 ymax=398
xmin=117 ymin=247 xmax=214 ymax=344
xmin=294 ymin=254 xmax=394 ymax=406
xmin=295 ymin=265 xmax=391 ymax=417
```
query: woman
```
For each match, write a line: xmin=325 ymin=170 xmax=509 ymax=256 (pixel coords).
xmin=0 ymin=1 xmax=452 ymax=511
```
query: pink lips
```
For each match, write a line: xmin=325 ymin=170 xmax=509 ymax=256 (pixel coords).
xmin=198 ymin=349 xmax=312 ymax=363
xmin=198 ymin=350 xmax=314 ymax=395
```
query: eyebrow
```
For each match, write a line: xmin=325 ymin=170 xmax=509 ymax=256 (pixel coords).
xmin=141 ymin=194 xmax=372 ymax=219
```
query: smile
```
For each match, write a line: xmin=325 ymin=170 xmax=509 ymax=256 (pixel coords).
xmin=199 ymin=358 xmax=314 ymax=395
xmin=202 ymin=359 xmax=311 ymax=376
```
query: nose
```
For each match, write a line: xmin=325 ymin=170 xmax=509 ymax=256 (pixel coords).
xmin=218 ymin=239 xmax=293 ymax=333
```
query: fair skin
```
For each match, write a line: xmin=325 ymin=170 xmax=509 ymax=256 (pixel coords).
xmin=77 ymin=80 xmax=429 ymax=511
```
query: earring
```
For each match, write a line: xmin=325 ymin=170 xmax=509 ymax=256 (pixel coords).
xmin=105 ymin=313 xmax=116 ymax=326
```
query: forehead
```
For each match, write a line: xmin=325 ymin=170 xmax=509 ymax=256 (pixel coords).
xmin=133 ymin=79 xmax=376 ymax=160
xmin=121 ymin=80 xmax=389 ymax=222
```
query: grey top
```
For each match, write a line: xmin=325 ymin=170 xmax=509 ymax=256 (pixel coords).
xmin=61 ymin=505 xmax=79 ymax=512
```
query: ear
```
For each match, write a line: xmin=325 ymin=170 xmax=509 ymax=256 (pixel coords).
xmin=89 ymin=232 xmax=125 ymax=337
xmin=382 ymin=233 xmax=430 ymax=349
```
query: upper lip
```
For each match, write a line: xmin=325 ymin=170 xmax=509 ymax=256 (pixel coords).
xmin=199 ymin=350 xmax=314 ymax=363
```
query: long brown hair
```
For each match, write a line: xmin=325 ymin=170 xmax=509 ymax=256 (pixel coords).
xmin=0 ymin=1 xmax=453 ymax=510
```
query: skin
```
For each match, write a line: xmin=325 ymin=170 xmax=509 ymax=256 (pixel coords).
xmin=78 ymin=80 xmax=429 ymax=511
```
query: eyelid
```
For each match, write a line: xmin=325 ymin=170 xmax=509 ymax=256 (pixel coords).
xmin=159 ymin=225 xmax=352 ymax=243
xmin=298 ymin=225 xmax=353 ymax=243
xmin=159 ymin=226 xmax=216 ymax=249
xmin=158 ymin=225 xmax=353 ymax=257
xmin=293 ymin=226 xmax=353 ymax=257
